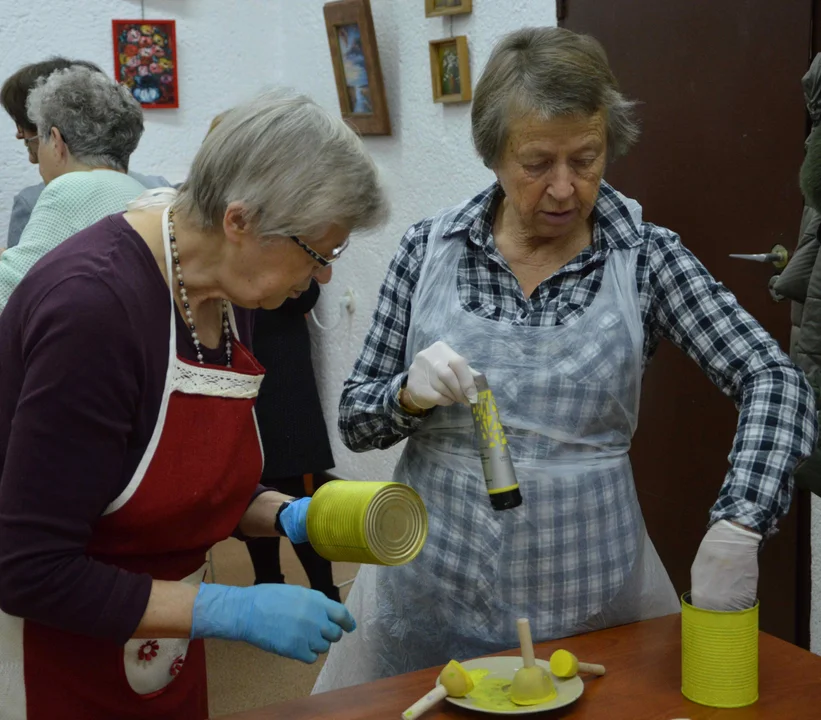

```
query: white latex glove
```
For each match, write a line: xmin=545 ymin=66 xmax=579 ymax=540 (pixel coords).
xmin=690 ymin=519 xmax=761 ymax=611
xmin=405 ymin=341 xmax=479 ymax=409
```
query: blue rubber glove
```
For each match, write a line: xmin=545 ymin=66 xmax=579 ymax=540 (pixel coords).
xmin=190 ymin=582 xmax=356 ymax=663
xmin=279 ymin=496 xmax=310 ymax=544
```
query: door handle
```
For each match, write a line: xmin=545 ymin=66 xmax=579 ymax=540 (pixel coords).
xmin=729 ymin=244 xmax=789 ymax=270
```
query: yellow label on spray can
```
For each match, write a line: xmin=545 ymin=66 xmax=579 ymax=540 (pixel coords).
xmin=471 ymin=374 xmax=521 ymax=508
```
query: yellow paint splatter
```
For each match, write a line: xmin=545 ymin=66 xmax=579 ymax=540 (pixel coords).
xmin=468 ymin=676 xmax=521 ymax=711
xmin=462 ymin=669 xmax=560 ymax=713
xmin=471 ymin=390 xmax=509 ymax=448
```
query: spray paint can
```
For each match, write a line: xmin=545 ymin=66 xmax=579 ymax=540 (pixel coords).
xmin=470 ymin=373 xmax=522 ymax=511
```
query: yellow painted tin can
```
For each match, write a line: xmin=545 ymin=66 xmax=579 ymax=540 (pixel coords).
xmin=306 ymin=480 xmax=428 ymax=565
xmin=681 ymin=593 xmax=759 ymax=708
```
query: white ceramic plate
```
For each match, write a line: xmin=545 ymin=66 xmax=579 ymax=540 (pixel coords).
xmin=437 ymin=657 xmax=584 ymax=716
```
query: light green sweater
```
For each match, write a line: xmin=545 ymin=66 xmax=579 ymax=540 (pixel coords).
xmin=0 ymin=170 xmax=148 ymax=312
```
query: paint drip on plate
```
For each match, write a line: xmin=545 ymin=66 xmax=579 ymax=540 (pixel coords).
xmin=464 ymin=669 xmax=527 ymax=712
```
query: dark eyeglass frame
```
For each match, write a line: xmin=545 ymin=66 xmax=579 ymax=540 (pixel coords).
xmin=289 ymin=235 xmax=349 ymax=267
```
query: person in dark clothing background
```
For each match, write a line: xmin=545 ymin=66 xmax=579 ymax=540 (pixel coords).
xmin=248 ymin=279 xmax=340 ymax=601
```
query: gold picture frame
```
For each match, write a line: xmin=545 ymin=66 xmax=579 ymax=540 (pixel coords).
xmin=429 ymin=36 xmax=472 ymax=104
xmin=425 ymin=0 xmax=472 ymax=17
xmin=323 ymin=0 xmax=391 ymax=135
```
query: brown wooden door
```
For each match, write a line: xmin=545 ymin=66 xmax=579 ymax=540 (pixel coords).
xmin=561 ymin=1 xmax=814 ymax=644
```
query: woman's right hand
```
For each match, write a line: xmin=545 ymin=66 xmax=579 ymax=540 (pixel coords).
xmin=190 ymin=583 xmax=355 ymax=663
xmin=404 ymin=341 xmax=479 ymax=409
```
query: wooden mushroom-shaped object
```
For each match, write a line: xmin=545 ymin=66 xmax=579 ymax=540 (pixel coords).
xmin=549 ymin=649 xmax=606 ymax=678
xmin=401 ymin=659 xmax=474 ymax=719
xmin=510 ymin=618 xmax=558 ymax=706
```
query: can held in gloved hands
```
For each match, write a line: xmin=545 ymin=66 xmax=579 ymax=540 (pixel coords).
xmin=470 ymin=373 xmax=522 ymax=511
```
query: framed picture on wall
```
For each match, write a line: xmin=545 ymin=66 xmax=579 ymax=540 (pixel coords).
xmin=429 ymin=36 xmax=472 ymax=104
xmin=425 ymin=0 xmax=472 ymax=18
xmin=323 ymin=0 xmax=391 ymax=135
xmin=112 ymin=19 xmax=179 ymax=109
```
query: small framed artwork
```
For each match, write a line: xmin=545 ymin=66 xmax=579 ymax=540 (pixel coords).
xmin=425 ymin=0 xmax=472 ymax=18
xmin=429 ymin=36 xmax=472 ymax=104
xmin=112 ymin=19 xmax=179 ymax=109
xmin=324 ymin=0 xmax=391 ymax=135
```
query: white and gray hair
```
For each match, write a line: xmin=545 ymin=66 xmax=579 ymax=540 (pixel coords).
xmin=26 ymin=66 xmax=144 ymax=172
xmin=472 ymin=27 xmax=640 ymax=168
xmin=173 ymin=88 xmax=388 ymax=239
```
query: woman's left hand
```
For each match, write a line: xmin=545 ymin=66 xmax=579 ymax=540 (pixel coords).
xmin=190 ymin=582 xmax=355 ymax=663
xmin=278 ymin=497 xmax=311 ymax=544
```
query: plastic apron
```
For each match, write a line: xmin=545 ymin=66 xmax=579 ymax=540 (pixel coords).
xmin=0 ymin=208 xmax=265 ymax=719
xmin=315 ymin=197 xmax=680 ymax=693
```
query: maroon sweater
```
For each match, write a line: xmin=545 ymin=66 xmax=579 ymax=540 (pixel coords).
xmin=0 ymin=213 xmax=255 ymax=645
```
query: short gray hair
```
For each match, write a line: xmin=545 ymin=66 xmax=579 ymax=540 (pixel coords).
xmin=174 ymin=88 xmax=388 ymax=239
xmin=472 ymin=27 xmax=639 ymax=168
xmin=27 ymin=66 xmax=144 ymax=172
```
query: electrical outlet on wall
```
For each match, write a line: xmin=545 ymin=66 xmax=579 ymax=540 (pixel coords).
xmin=343 ymin=288 xmax=356 ymax=314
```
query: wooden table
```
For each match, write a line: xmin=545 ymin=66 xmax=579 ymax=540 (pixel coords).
xmin=221 ymin=614 xmax=821 ymax=719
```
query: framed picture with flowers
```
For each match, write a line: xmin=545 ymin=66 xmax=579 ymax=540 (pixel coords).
xmin=112 ymin=19 xmax=179 ymax=109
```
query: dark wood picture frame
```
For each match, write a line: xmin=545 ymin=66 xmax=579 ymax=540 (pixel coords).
xmin=425 ymin=0 xmax=472 ymax=18
xmin=323 ymin=0 xmax=391 ymax=135
xmin=429 ymin=36 xmax=472 ymax=104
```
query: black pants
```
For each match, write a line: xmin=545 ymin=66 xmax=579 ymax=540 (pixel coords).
xmin=246 ymin=475 xmax=340 ymax=602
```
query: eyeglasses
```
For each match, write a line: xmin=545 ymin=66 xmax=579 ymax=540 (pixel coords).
xmin=289 ymin=235 xmax=350 ymax=267
xmin=22 ymin=135 xmax=39 ymax=150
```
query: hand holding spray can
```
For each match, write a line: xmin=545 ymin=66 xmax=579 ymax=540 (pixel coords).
xmin=470 ymin=373 xmax=522 ymax=511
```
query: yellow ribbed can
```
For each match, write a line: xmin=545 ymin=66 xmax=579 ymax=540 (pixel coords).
xmin=681 ymin=593 xmax=759 ymax=708
xmin=306 ymin=481 xmax=428 ymax=565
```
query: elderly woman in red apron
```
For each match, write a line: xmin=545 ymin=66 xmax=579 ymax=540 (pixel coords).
xmin=0 ymin=88 xmax=387 ymax=720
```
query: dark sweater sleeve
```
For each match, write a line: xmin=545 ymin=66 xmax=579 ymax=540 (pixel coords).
xmin=0 ymin=276 xmax=153 ymax=644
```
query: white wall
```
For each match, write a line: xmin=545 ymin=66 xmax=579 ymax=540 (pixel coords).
xmin=0 ymin=0 xmax=284 ymax=228
xmin=275 ymin=0 xmax=557 ymax=482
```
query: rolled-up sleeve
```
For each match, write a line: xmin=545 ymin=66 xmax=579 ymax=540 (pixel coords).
xmin=338 ymin=220 xmax=433 ymax=451
xmin=645 ymin=227 xmax=818 ymax=535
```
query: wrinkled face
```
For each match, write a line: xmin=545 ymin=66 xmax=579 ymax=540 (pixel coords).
xmin=220 ymin=221 xmax=348 ymax=310
xmin=493 ymin=110 xmax=607 ymax=240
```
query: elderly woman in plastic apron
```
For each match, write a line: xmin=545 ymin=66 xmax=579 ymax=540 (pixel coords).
xmin=316 ymin=26 xmax=817 ymax=693
xmin=314 ymin=199 xmax=680 ymax=691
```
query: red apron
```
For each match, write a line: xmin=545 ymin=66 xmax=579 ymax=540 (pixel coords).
xmin=0 ymin=211 xmax=265 ymax=720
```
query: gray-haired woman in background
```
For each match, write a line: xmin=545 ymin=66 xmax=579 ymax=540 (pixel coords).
xmin=314 ymin=26 xmax=816 ymax=692
xmin=0 ymin=65 xmax=148 ymax=311
xmin=0 ymin=88 xmax=387 ymax=720
xmin=0 ymin=57 xmax=170 ymax=250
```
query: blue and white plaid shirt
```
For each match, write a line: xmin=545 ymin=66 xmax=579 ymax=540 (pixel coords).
xmin=340 ymin=182 xmax=818 ymax=536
